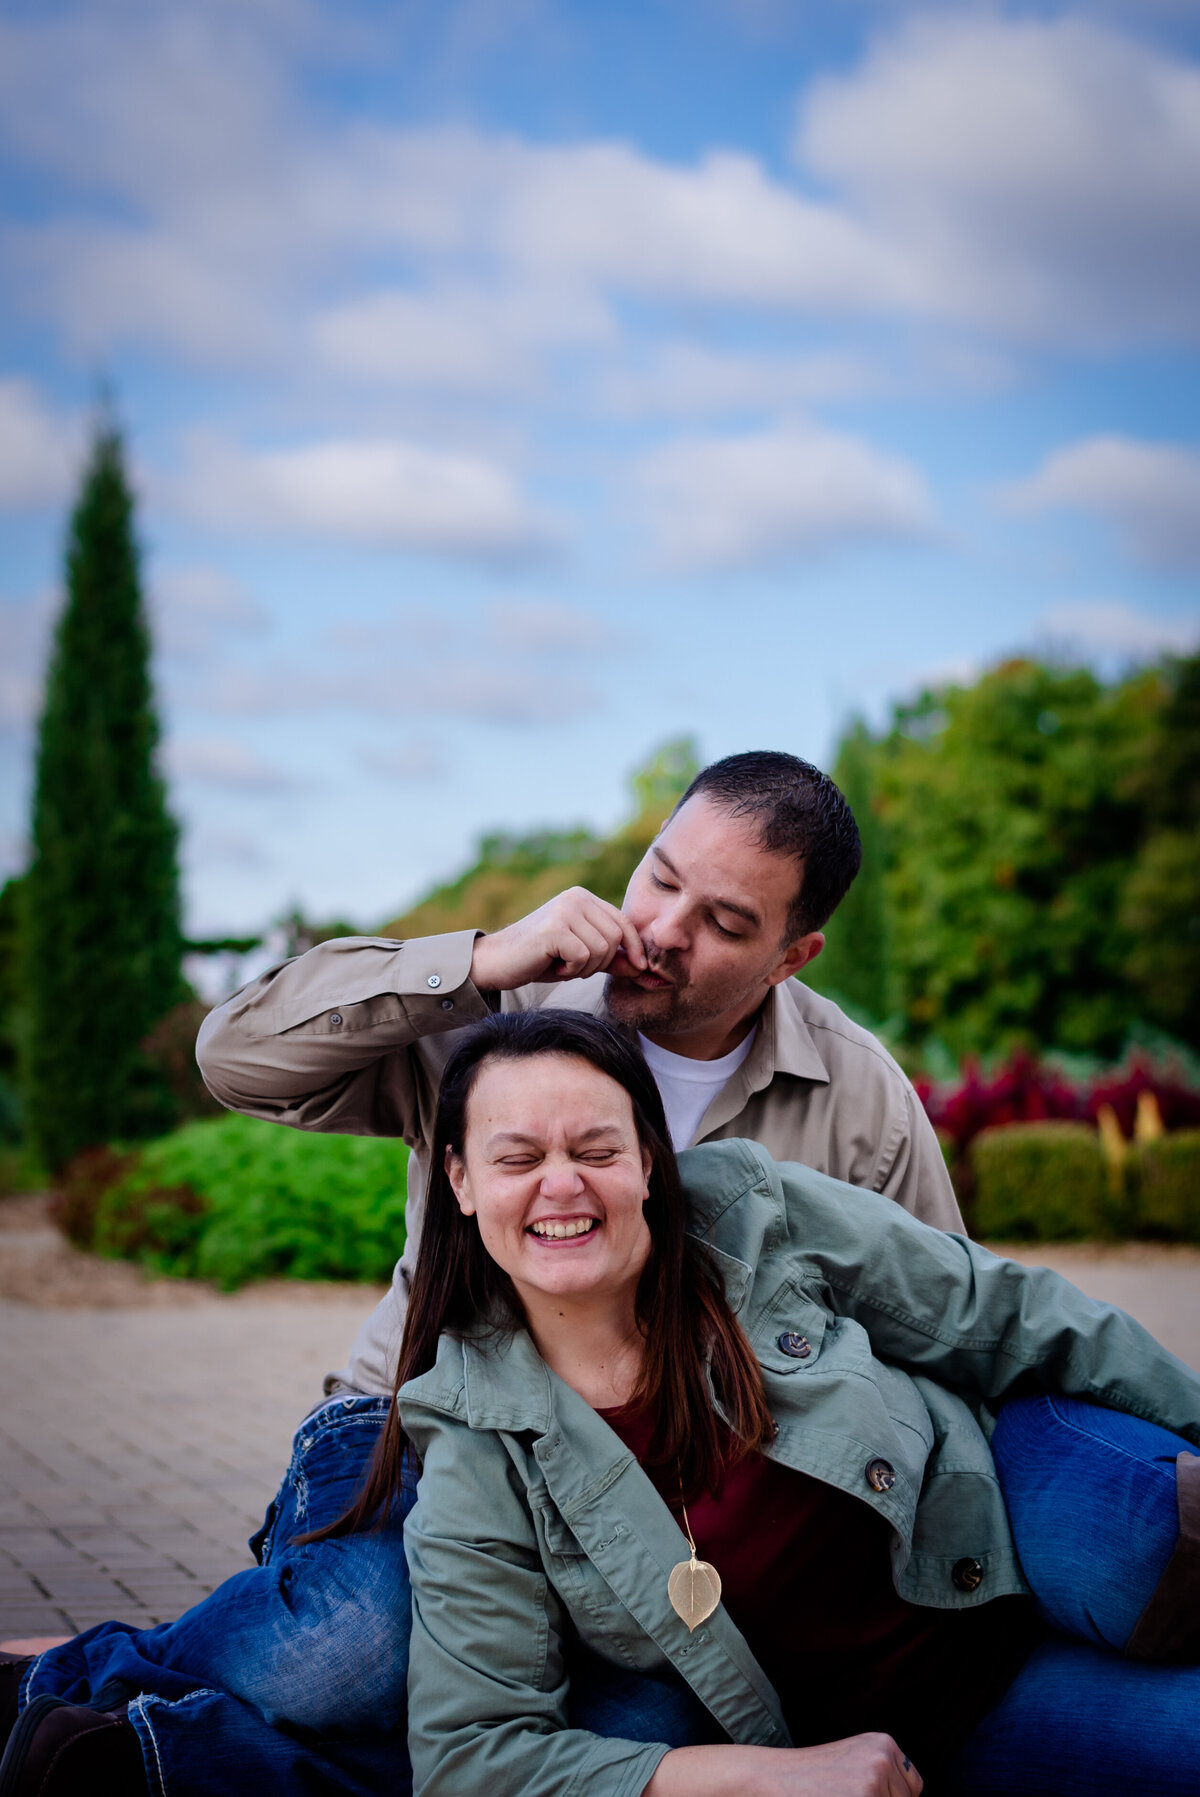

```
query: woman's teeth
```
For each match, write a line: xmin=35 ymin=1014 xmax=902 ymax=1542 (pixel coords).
xmin=529 ymin=1218 xmax=598 ymax=1238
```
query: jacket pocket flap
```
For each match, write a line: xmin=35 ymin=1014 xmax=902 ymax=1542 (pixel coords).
xmin=756 ymin=1285 xmax=828 ymax=1373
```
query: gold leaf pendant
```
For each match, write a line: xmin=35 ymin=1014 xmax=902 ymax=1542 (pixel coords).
xmin=668 ymin=1550 xmax=722 ymax=1632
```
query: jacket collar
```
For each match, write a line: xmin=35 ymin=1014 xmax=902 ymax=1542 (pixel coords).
xmin=461 ymin=1322 xmax=554 ymax=1434
xmin=695 ymin=980 xmax=830 ymax=1142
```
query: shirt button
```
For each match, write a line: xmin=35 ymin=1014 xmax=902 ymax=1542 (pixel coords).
xmin=953 ymin=1558 xmax=984 ymax=1592
xmin=866 ymin=1458 xmax=896 ymax=1493
xmin=440 ymin=998 xmax=454 ymax=1011
xmin=427 ymin=974 xmax=442 ymax=989
xmin=777 ymin=1331 xmax=812 ymax=1359
xmin=329 ymin=1013 xmax=343 ymax=1026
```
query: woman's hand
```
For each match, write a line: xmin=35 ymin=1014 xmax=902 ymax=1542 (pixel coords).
xmin=645 ymin=1735 xmax=922 ymax=1797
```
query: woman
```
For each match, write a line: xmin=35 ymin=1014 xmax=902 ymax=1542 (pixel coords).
xmin=347 ymin=1008 xmax=1200 ymax=1797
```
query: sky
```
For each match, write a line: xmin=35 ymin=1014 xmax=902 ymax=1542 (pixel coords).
xmin=1 ymin=0 xmax=1199 ymax=939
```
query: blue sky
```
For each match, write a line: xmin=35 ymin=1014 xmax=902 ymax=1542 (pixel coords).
xmin=2 ymin=0 xmax=1199 ymax=938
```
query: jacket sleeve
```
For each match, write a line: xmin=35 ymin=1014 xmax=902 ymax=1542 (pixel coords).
xmin=196 ymin=931 xmax=490 ymax=1139
xmin=771 ymin=1152 xmax=1200 ymax=1447
xmin=403 ymin=1404 xmax=672 ymax=1797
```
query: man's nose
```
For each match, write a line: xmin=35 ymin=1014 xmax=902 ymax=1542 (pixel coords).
xmin=648 ymin=899 xmax=690 ymax=953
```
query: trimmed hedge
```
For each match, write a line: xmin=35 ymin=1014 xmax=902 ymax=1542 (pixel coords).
xmin=79 ymin=1113 xmax=409 ymax=1289
xmin=1132 ymin=1131 xmax=1200 ymax=1243
xmin=970 ymin=1121 xmax=1108 ymax=1240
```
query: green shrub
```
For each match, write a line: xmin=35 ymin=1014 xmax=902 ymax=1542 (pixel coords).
xmin=970 ymin=1121 xmax=1107 ymax=1240
xmin=1132 ymin=1131 xmax=1200 ymax=1243
xmin=91 ymin=1113 xmax=409 ymax=1288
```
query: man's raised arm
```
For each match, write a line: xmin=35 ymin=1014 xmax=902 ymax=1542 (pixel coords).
xmin=196 ymin=890 xmax=645 ymax=1137
xmin=195 ymin=930 xmax=489 ymax=1135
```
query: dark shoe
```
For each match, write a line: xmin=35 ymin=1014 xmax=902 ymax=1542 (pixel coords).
xmin=0 ymin=1695 xmax=145 ymax=1796
xmin=0 ymin=1660 xmax=30 ymax=1755
xmin=1126 ymin=1450 xmax=1200 ymax=1663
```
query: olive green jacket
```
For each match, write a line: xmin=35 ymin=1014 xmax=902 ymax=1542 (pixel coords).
xmin=400 ymin=1138 xmax=1200 ymax=1797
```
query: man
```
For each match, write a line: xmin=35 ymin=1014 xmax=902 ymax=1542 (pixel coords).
xmin=9 ymin=752 xmax=961 ymax=1795
xmin=202 ymin=750 xmax=958 ymax=1399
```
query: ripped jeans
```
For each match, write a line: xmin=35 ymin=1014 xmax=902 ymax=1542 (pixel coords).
xmin=21 ymin=1396 xmax=418 ymax=1794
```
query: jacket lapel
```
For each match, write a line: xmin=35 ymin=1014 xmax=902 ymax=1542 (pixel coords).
xmin=536 ymin=1370 xmax=792 ymax=1748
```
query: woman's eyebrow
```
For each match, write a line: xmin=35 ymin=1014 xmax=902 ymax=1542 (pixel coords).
xmin=485 ymin=1125 xmax=626 ymax=1149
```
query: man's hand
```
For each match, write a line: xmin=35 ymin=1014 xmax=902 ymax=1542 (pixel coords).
xmin=469 ymin=888 xmax=647 ymax=991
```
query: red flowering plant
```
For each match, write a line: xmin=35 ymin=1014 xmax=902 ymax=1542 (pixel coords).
xmin=917 ymin=1047 xmax=1200 ymax=1203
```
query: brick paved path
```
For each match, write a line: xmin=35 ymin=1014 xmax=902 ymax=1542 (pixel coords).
xmin=0 ymin=1245 xmax=1197 ymax=1644
xmin=0 ymin=1293 xmax=376 ymax=1640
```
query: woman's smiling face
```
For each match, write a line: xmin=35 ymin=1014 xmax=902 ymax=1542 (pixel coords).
xmin=446 ymin=1052 xmax=653 ymax=1310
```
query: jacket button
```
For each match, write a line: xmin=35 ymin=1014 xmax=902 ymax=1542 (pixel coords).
xmin=329 ymin=1012 xmax=343 ymax=1026
xmin=777 ymin=1331 xmax=812 ymax=1359
xmin=427 ymin=974 xmax=442 ymax=989
xmin=866 ymin=1458 xmax=896 ymax=1493
xmin=440 ymin=997 xmax=454 ymax=1011
xmin=953 ymin=1558 xmax=984 ymax=1592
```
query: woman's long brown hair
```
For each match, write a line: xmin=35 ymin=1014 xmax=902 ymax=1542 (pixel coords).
xmin=306 ymin=1009 xmax=774 ymax=1540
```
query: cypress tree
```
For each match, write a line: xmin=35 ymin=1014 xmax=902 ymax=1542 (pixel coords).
xmin=23 ymin=420 xmax=185 ymax=1170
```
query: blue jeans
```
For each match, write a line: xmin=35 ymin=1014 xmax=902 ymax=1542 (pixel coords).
xmin=945 ymin=1395 xmax=1199 ymax=1794
xmin=24 ymin=1394 xmax=1199 ymax=1794
xmin=23 ymin=1397 xmax=417 ymax=1794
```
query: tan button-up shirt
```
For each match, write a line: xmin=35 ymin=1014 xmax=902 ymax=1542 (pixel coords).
xmin=197 ymin=931 xmax=963 ymax=1396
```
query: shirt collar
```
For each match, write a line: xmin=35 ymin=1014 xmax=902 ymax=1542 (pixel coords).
xmin=761 ymin=979 xmax=831 ymax=1086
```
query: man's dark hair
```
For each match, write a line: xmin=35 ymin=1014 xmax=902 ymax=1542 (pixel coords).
xmin=675 ymin=750 xmax=861 ymax=939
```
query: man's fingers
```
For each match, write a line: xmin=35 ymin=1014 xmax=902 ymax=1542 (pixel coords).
xmin=547 ymin=928 xmax=601 ymax=979
xmin=556 ymin=919 xmax=611 ymax=978
xmin=616 ymin=911 xmax=647 ymax=970
xmin=577 ymin=896 xmax=646 ymax=971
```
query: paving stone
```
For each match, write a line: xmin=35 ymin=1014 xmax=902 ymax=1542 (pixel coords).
xmin=0 ymin=1291 xmax=372 ymax=1639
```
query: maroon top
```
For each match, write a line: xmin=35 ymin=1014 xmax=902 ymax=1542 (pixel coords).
xmin=598 ymin=1397 xmax=1037 ymax=1783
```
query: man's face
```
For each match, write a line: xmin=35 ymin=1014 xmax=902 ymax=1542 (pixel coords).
xmin=603 ymin=795 xmax=821 ymax=1045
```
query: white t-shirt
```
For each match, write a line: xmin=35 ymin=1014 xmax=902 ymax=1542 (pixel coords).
xmin=637 ymin=1027 xmax=757 ymax=1152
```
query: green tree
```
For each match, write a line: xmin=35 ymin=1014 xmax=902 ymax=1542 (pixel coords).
xmin=877 ymin=660 xmax=1156 ymax=1060
xmin=0 ymin=876 xmax=25 ymax=1144
xmin=805 ymin=721 xmax=891 ymax=1022
xmin=1121 ymin=652 xmax=1200 ymax=1046
xmin=22 ymin=421 xmax=185 ymax=1169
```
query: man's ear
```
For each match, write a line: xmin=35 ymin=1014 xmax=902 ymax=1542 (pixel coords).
xmin=446 ymin=1144 xmax=475 ymax=1216
xmin=768 ymin=931 xmax=824 ymax=987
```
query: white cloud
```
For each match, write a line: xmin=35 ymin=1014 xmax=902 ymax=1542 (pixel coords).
xmin=634 ymin=422 xmax=936 ymax=572
xmin=151 ymin=564 xmax=271 ymax=659
xmin=0 ymin=380 xmax=83 ymax=509
xmin=357 ymin=738 xmax=446 ymax=782
xmin=312 ymin=283 xmax=612 ymax=392
xmin=164 ymin=736 xmax=300 ymax=791
xmin=485 ymin=600 xmax=608 ymax=654
xmin=598 ymin=344 xmax=873 ymax=418
xmin=184 ymin=654 xmax=598 ymax=728
xmin=799 ymin=15 xmax=1200 ymax=344
xmin=161 ymin=432 xmax=559 ymax=563
xmin=5 ymin=7 xmax=1199 ymax=373
xmin=1035 ymin=599 xmax=1200 ymax=661
xmin=1000 ymin=436 xmax=1200 ymax=571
